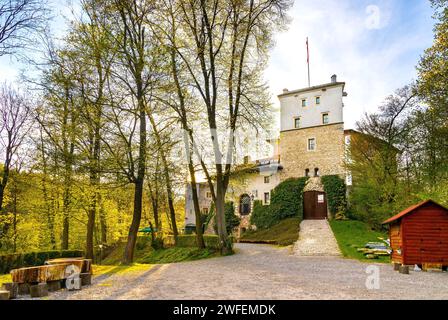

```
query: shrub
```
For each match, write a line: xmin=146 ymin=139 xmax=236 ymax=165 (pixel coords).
xmin=0 ymin=250 xmax=84 ymax=274
xmin=224 ymin=202 xmax=241 ymax=234
xmin=321 ymin=175 xmax=347 ymax=218
xmin=251 ymin=178 xmax=308 ymax=229
xmin=250 ymin=200 xmax=276 ymax=229
xmin=270 ymin=177 xmax=308 ymax=221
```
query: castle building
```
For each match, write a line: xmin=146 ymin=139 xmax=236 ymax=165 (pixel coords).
xmin=184 ymin=75 xmax=353 ymax=233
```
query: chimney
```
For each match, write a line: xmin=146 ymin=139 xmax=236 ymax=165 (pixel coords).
xmin=331 ymin=74 xmax=337 ymax=83
xmin=282 ymin=88 xmax=289 ymax=93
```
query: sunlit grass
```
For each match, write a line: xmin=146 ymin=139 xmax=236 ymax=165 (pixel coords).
xmin=330 ymin=219 xmax=390 ymax=263
xmin=92 ymin=263 xmax=153 ymax=277
xmin=239 ymin=217 xmax=300 ymax=246
xmin=0 ymin=273 xmax=12 ymax=286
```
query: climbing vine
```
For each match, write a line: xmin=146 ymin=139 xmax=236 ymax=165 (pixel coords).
xmin=250 ymin=177 xmax=308 ymax=229
xmin=321 ymin=175 xmax=347 ymax=218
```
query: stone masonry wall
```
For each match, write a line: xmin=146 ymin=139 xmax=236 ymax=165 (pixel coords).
xmin=279 ymin=123 xmax=345 ymax=180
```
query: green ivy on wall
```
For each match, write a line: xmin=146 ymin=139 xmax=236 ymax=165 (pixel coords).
xmin=250 ymin=177 xmax=308 ymax=229
xmin=321 ymin=175 xmax=347 ymax=218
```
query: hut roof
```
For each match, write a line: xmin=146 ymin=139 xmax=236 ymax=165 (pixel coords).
xmin=382 ymin=199 xmax=448 ymax=225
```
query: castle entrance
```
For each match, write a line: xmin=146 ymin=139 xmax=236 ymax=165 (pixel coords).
xmin=303 ymin=191 xmax=328 ymax=220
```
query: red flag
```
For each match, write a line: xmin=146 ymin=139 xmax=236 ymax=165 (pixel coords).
xmin=306 ymin=37 xmax=309 ymax=64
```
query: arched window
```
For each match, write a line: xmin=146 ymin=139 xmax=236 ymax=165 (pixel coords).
xmin=314 ymin=168 xmax=320 ymax=177
xmin=239 ymin=194 xmax=251 ymax=215
xmin=305 ymin=168 xmax=310 ymax=177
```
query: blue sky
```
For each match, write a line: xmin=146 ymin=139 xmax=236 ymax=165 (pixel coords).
xmin=0 ymin=0 xmax=436 ymax=129
xmin=265 ymin=0 xmax=435 ymax=129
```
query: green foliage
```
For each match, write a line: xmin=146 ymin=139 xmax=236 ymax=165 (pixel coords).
xmin=321 ymin=175 xmax=347 ymax=217
xmin=175 ymin=235 xmax=221 ymax=250
xmin=329 ymin=220 xmax=390 ymax=263
xmin=139 ymin=247 xmax=218 ymax=264
xmin=212 ymin=202 xmax=241 ymax=235
xmin=250 ymin=178 xmax=308 ymax=229
xmin=270 ymin=177 xmax=308 ymax=220
xmin=224 ymin=202 xmax=241 ymax=234
xmin=101 ymin=236 xmax=221 ymax=266
xmin=250 ymin=200 xmax=276 ymax=229
xmin=240 ymin=217 xmax=300 ymax=246
xmin=0 ymin=250 xmax=84 ymax=274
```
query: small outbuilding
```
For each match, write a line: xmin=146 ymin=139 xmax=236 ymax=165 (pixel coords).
xmin=383 ymin=200 xmax=448 ymax=267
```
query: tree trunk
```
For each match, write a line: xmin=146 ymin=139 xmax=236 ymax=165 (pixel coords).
xmin=188 ymin=164 xmax=205 ymax=249
xmin=61 ymin=188 xmax=70 ymax=250
xmin=123 ymin=179 xmax=144 ymax=264
xmin=214 ymin=176 xmax=231 ymax=255
xmin=99 ymin=194 xmax=107 ymax=244
xmin=86 ymin=203 xmax=95 ymax=260
xmin=147 ymin=114 xmax=178 ymax=242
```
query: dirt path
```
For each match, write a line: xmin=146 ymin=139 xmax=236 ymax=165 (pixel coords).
xmin=46 ymin=243 xmax=448 ymax=300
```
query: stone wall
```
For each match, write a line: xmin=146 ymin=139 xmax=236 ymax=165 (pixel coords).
xmin=279 ymin=123 xmax=345 ymax=180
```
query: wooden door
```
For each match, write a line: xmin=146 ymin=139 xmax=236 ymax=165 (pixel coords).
xmin=303 ymin=191 xmax=328 ymax=220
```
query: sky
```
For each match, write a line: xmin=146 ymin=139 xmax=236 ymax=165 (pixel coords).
xmin=0 ymin=0 xmax=436 ymax=130
xmin=265 ymin=0 xmax=435 ymax=129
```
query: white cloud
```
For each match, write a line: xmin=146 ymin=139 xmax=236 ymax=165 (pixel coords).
xmin=265 ymin=0 xmax=433 ymax=129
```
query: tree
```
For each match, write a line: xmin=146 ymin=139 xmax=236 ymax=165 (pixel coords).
xmin=61 ymin=0 xmax=116 ymax=260
xmin=347 ymin=86 xmax=419 ymax=227
xmin=0 ymin=83 xmax=31 ymax=245
xmin=0 ymin=0 xmax=49 ymax=56
xmin=164 ymin=0 xmax=291 ymax=254
xmin=416 ymin=0 xmax=448 ymax=188
xmin=97 ymin=0 xmax=160 ymax=263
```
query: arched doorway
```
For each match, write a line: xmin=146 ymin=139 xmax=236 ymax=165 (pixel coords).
xmin=303 ymin=191 xmax=328 ymax=220
xmin=239 ymin=194 xmax=251 ymax=215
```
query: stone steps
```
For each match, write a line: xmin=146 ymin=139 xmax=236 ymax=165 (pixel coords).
xmin=293 ymin=220 xmax=341 ymax=256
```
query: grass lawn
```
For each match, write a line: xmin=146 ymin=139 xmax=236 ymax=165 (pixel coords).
xmin=329 ymin=219 xmax=390 ymax=263
xmin=239 ymin=217 xmax=300 ymax=246
xmin=102 ymin=240 xmax=219 ymax=265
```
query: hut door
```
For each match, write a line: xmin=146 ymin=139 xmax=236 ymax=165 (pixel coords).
xmin=303 ymin=191 xmax=328 ymax=220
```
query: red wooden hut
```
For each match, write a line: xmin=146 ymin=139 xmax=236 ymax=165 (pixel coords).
xmin=383 ymin=199 xmax=448 ymax=267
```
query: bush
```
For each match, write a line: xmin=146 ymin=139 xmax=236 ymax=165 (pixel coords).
xmin=0 ymin=250 xmax=84 ymax=274
xmin=174 ymin=235 xmax=222 ymax=250
xmin=250 ymin=178 xmax=308 ymax=229
xmin=250 ymin=200 xmax=277 ymax=229
xmin=321 ymin=175 xmax=347 ymax=217
xmin=224 ymin=202 xmax=241 ymax=234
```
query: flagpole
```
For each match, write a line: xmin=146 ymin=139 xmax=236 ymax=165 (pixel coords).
xmin=307 ymin=37 xmax=311 ymax=87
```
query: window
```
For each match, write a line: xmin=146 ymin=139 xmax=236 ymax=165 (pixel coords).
xmin=301 ymin=99 xmax=307 ymax=107
xmin=264 ymin=176 xmax=270 ymax=184
xmin=294 ymin=117 xmax=300 ymax=129
xmin=316 ymin=96 xmax=321 ymax=105
xmin=239 ymin=194 xmax=251 ymax=215
xmin=308 ymin=138 xmax=316 ymax=151
xmin=314 ymin=168 xmax=320 ymax=177
xmin=322 ymin=113 xmax=329 ymax=124
xmin=305 ymin=168 xmax=310 ymax=177
xmin=206 ymin=192 xmax=212 ymax=199
xmin=264 ymin=192 xmax=270 ymax=205
xmin=202 ymin=207 xmax=209 ymax=214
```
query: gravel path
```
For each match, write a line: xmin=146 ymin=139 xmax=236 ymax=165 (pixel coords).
xmin=294 ymin=220 xmax=341 ymax=256
xmin=42 ymin=243 xmax=448 ymax=300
